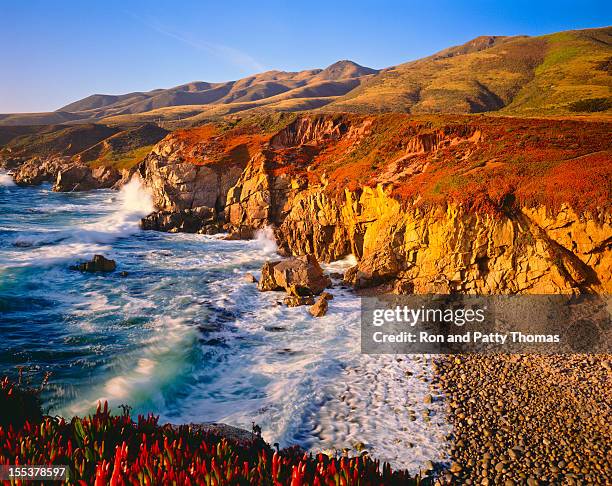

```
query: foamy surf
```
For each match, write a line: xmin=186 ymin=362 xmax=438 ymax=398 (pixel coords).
xmin=2 ymin=177 xmax=153 ymax=267
xmin=253 ymin=225 xmax=278 ymax=255
xmin=0 ymin=181 xmax=450 ymax=474
xmin=0 ymin=171 xmax=15 ymax=187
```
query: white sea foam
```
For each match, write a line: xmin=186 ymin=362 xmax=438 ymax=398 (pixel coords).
xmin=63 ymin=316 xmax=197 ymax=417
xmin=4 ymin=177 xmax=153 ymax=266
xmin=155 ymin=255 xmax=450 ymax=473
xmin=322 ymin=253 xmax=358 ymax=273
xmin=0 ymin=172 xmax=15 ymax=186
xmin=60 ymin=176 xmax=153 ymax=245
xmin=253 ymin=225 xmax=278 ymax=255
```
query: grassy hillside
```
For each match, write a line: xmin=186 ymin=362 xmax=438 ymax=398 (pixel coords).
xmin=1 ymin=27 xmax=609 ymax=127
xmin=326 ymin=27 xmax=611 ymax=116
xmin=502 ymin=29 xmax=612 ymax=115
xmin=0 ymin=123 xmax=168 ymax=171
xmin=77 ymin=123 xmax=169 ymax=169
xmin=36 ymin=61 xmax=377 ymax=125
xmin=0 ymin=124 xmax=120 ymax=159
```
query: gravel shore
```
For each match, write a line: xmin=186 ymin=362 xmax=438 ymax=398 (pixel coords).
xmin=433 ymin=354 xmax=611 ymax=484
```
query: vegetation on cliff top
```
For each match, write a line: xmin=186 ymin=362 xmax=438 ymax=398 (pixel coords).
xmin=0 ymin=378 xmax=419 ymax=485
xmin=163 ymin=112 xmax=611 ymax=215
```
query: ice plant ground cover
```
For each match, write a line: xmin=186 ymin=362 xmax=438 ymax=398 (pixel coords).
xmin=0 ymin=378 xmax=421 ymax=485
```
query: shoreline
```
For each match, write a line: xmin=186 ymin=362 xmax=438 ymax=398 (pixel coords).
xmin=434 ymin=354 xmax=611 ymax=484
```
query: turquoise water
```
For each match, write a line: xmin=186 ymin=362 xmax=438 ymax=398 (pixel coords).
xmin=0 ymin=175 xmax=450 ymax=471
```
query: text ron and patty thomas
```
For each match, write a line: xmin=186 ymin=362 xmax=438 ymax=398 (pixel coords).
xmin=369 ymin=306 xmax=560 ymax=345
xmin=358 ymin=299 xmax=586 ymax=354
xmin=372 ymin=329 xmax=560 ymax=344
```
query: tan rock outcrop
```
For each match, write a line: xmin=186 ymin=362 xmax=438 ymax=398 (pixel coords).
xmin=143 ymin=134 xmax=246 ymax=213
xmin=309 ymin=295 xmax=329 ymax=317
xmin=13 ymin=157 xmax=69 ymax=186
xmin=140 ymin=114 xmax=612 ymax=295
xmin=272 ymin=255 xmax=332 ymax=295
xmin=54 ymin=164 xmax=121 ymax=192
xmin=258 ymin=255 xmax=332 ymax=296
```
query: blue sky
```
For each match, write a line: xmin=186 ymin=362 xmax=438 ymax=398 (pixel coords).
xmin=0 ymin=0 xmax=609 ymax=113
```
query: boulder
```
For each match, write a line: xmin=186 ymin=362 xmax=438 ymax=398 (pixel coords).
xmin=169 ymin=422 xmax=263 ymax=446
xmin=141 ymin=207 xmax=218 ymax=234
xmin=284 ymin=296 xmax=315 ymax=307
xmin=223 ymin=227 xmax=255 ymax=240
xmin=13 ymin=157 xmax=66 ymax=186
xmin=54 ymin=165 xmax=95 ymax=191
xmin=258 ymin=261 xmax=283 ymax=291
xmin=344 ymin=248 xmax=404 ymax=289
xmin=272 ymin=255 xmax=331 ymax=295
xmin=71 ymin=255 xmax=116 ymax=272
xmin=309 ymin=295 xmax=329 ymax=317
xmin=244 ymin=273 xmax=257 ymax=283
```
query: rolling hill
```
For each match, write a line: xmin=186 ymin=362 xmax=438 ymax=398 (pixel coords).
xmin=327 ymin=27 xmax=611 ymax=115
xmin=0 ymin=61 xmax=378 ymax=126
xmin=0 ymin=26 xmax=609 ymax=126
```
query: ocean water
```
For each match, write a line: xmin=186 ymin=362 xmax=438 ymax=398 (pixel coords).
xmin=0 ymin=174 xmax=450 ymax=472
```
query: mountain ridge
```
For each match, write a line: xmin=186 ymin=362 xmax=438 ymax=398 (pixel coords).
xmin=1 ymin=27 xmax=610 ymax=126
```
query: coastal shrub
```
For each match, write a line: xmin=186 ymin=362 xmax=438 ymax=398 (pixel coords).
xmin=567 ymin=97 xmax=611 ymax=113
xmin=0 ymin=378 xmax=420 ymax=485
xmin=0 ymin=377 xmax=43 ymax=429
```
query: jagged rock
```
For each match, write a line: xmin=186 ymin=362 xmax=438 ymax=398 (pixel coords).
xmin=284 ymin=296 xmax=315 ymax=307
xmin=171 ymin=422 xmax=262 ymax=445
xmin=320 ymin=291 xmax=334 ymax=301
xmin=344 ymin=248 xmax=404 ymax=289
xmin=244 ymin=273 xmax=257 ymax=283
xmin=393 ymin=279 xmax=414 ymax=294
xmin=223 ymin=227 xmax=255 ymax=240
xmin=258 ymin=261 xmax=282 ymax=291
xmin=141 ymin=207 xmax=218 ymax=233
xmin=142 ymin=132 xmax=245 ymax=212
xmin=13 ymin=157 xmax=67 ymax=186
xmin=272 ymin=255 xmax=332 ymax=295
xmin=258 ymin=255 xmax=331 ymax=296
xmin=54 ymin=164 xmax=121 ymax=192
xmin=71 ymin=255 xmax=116 ymax=272
xmin=309 ymin=295 xmax=329 ymax=317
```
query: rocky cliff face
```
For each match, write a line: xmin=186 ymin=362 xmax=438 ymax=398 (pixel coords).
xmin=143 ymin=139 xmax=244 ymax=212
xmin=228 ymin=170 xmax=611 ymax=293
xmin=140 ymin=124 xmax=268 ymax=232
xmin=12 ymin=157 xmax=69 ymax=186
xmin=133 ymin=114 xmax=612 ymax=293
xmin=1 ymin=123 xmax=166 ymax=192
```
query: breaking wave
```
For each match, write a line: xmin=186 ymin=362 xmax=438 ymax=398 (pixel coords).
xmin=6 ymin=177 xmax=153 ymax=266
xmin=254 ymin=225 xmax=278 ymax=255
xmin=0 ymin=172 xmax=15 ymax=187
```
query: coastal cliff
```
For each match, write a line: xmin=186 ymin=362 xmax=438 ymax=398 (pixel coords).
xmin=0 ymin=123 xmax=167 ymax=191
xmin=1 ymin=113 xmax=609 ymax=293
xmin=139 ymin=113 xmax=612 ymax=294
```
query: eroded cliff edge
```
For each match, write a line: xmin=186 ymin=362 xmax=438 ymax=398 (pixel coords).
xmin=4 ymin=113 xmax=608 ymax=294
xmin=136 ymin=114 xmax=611 ymax=294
